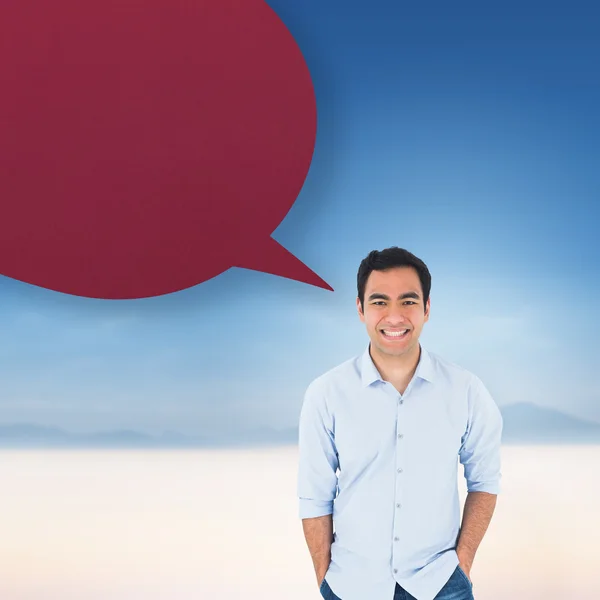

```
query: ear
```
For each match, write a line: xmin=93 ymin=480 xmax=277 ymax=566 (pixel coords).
xmin=424 ymin=297 xmax=431 ymax=322
xmin=356 ymin=296 xmax=365 ymax=323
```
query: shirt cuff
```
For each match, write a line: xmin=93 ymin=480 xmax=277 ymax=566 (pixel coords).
xmin=467 ymin=481 xmax=501 ymax=494
xmin=299 ymin=498 xmax=334 ymax=519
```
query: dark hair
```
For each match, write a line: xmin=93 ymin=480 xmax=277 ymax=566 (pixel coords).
xmin=357 ymin=247 xmax=431 ymax=311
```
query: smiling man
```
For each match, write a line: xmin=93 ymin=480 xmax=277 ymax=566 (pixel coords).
xmin=297 ymin=247 xmax=503 ymax=600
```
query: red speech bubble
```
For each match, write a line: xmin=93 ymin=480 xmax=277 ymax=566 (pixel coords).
xmin=0 ymin=0 xmax=331 ymax=299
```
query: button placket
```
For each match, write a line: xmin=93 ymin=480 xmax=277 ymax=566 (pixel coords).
xmin=392 ymin=395 xmax=406 ymax=575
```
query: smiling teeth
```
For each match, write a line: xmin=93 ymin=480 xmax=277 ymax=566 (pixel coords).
xmin=383 ymin=330 xmax=408 ymax=337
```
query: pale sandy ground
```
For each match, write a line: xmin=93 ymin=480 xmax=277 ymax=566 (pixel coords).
xmin=0 ymin=445 xmax=598 ymax=600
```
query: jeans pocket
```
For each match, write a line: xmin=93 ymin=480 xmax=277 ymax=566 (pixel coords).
xmin=456 ymin=565 xmax=473 ymax=588
xmin=320 ymin=578 xmax=342 ymax=600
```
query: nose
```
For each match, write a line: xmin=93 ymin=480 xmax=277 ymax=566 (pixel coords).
xmin=384 ymin=304 xmax=409 ymax=324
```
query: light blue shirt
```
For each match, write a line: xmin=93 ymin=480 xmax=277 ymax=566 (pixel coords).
xmin=297 ymin=345 xmax=503 ymax=600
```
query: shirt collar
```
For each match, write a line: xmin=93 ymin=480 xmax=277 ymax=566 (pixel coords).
xmin=360 ymin=343 xmax=435 ymax=387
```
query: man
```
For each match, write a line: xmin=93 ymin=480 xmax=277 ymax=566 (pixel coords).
xmin=297 ymin=247 xmax=503 ymax=600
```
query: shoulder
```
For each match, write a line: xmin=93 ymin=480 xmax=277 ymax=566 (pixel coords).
xmin=426 ymin=350 xmax=480 ymax=388
xmin=304 ymin=354 xmax=362 ymax=400
xmin=427 ymin=351 xmax=499 ymax=417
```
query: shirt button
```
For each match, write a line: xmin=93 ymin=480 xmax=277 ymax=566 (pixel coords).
xmin=397 ymin=433 xmax=404 ymax=439
xmin=394 ymin=537 xmax=399 ymax=542
xmin=393 ymin=568 xmax=398 ymax=574
xmin=397 ymin=468 xmax=403 ymax=473
xmin=399 ymin=399 xmax=404 ymax=405
xmin=396 ymin=503 xmax=401 ymax=508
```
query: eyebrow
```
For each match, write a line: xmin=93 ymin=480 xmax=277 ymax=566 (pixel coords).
xmin=367 ymin=292 xmax=421 ymax=301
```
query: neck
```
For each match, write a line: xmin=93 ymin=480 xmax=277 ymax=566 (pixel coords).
xmin=370 ymin=343 xmax=422 ymax=385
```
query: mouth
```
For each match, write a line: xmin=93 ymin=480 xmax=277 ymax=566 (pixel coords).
xmin=380 ymin=328 xmax=410 ymax=341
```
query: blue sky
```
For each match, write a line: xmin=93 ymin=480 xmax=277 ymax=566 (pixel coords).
xmin=1 ymin=0 xmax=599 ymax=436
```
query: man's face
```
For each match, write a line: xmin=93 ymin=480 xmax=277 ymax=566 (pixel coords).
xmin=357 ymin=266 xmax=430 ymax=359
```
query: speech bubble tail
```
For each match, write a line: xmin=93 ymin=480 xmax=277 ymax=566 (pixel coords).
xmin=234 ymin=237 xmax=333 ymax=291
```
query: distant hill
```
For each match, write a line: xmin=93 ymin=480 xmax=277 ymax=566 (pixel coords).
xmin=0 ymin=423 xmax=296 ymax=449
xmin=500 ymin=402 xmax=600 ymax=444
xmin=0 ymin=402 xmax=598 ymax=448
xmin=0 ymin=424 xmax=208 ymax=449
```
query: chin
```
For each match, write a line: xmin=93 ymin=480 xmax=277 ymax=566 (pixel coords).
xmin=374 ymin=342 xmax=408 ymax=357
xmin=374 ymin=337 xmax=418 ymax=355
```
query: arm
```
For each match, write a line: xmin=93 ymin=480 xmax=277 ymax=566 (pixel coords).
xmin=297 ymin=380 xmax=339 ymax=588
xmin=456 ymin=491 xmax=497 ymax=579
xmin=302 ymin=514 xmax=334 ymax=586
xmin=458 ymin=375 xmax=503 ymax=581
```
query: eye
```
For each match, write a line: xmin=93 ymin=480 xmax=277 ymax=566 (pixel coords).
xmin=372 ymin=301 xmax=386 ymax=306
xmin=404 ymin=301 xmax=416 ymax=305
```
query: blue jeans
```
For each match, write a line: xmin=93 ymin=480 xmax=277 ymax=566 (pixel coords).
xmin=320 ymin=566 xmax=474 ymax=600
